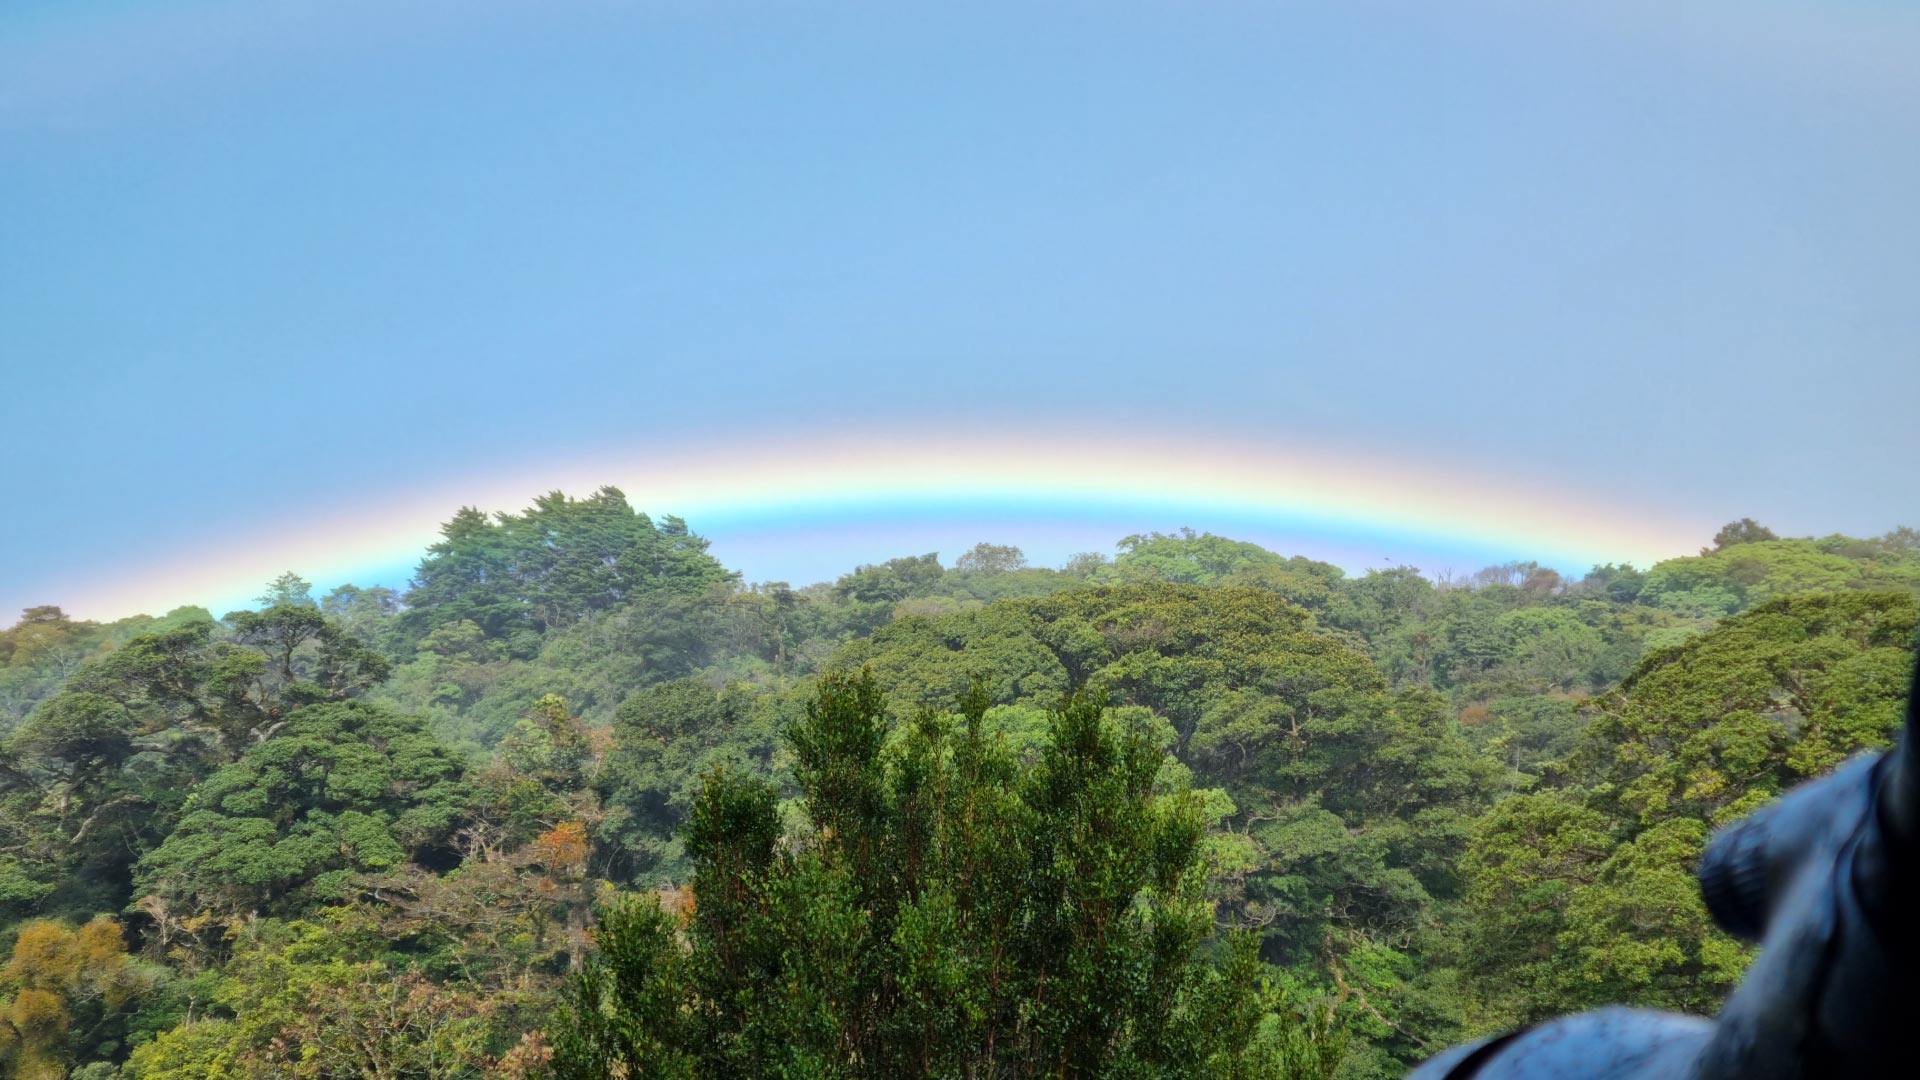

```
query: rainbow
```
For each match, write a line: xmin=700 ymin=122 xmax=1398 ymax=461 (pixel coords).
xmin=41 ymin=426 xmax=1712 ymax=621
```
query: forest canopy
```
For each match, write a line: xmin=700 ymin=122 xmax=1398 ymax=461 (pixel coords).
xmin=1 ymin=488 xmax=1916 ymax=1079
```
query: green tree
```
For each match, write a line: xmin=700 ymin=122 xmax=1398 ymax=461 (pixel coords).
xmin=402 ymin=489 xmax=736 ymax=648
xmin=1640 ymin=538 xmax=1918 ymax=617
xmin=954 ymin=542 xmax=1028 ymax=574
xmin=254 ymin=572 xmax=316 ymax=609
xmin=2 ymin=606 xmax=212 ymax=734
xmin=1100 ymin=529 xmax=1308 ymax=587
xmin=838 ymin=584 xmax=1492 ymax=999
xmin=596 ymin=679 xmax=782 ymax=884
xmin=554 ymin=672 xmax=1344 ymax=1080
xmin=1707 ymin=518 xmax=1778 ymax=552
xmin=134 ymin=700 xmax=469 ymax=917
xmin=320 ymin=584 xmax=402 ymax=650
xmin=0 ymin=619 xmax=289 ymax=917
xmin=225 ymin=602 xmax=391 ymax=701
xmin=125 ymin=918 xmax=513 ymax=1080
xmin=1459 ymin=591 xmax=1917 ymax=1023
xmin=834 ymin=553 xmax=945 ymax=607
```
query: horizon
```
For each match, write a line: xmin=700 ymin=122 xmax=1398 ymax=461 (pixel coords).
xmin=5 ymin=6 xmax=1919 ymax=1076
xmin=7 ymin=482 xmax=1897 ymax=627
xmin=8 ymin=424 xmax=1726 ymax=621
xmin=6 ymin=0 xmax=1918 ymax=621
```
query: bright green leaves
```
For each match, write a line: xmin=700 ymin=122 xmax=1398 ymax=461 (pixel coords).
xmin=1097 ymin=529 xmax=1342 ymax=596
xmin=683 ymin=766 xmax=782 ymax=890
xmin=549 ymin=894 xmax=697 ymax=1080
xmin=124 ymin=917 xmax=505 ymax=1080
xmin=1458 ymin=591 xmax=1916 ymax=1024
xmin=1638 ymin=536 xmax=1920 ymax=618
xmin=1571 ymin=591 xmax=1916 ymax=828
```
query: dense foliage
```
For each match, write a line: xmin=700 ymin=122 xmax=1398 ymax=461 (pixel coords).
xmin=1 ymin=488 xmax=1914 ymax=1079
xmin=557 ymin=672 xmax=1344 ymax=1080
xmin=1460 ymin=590 xmax=1917 ymax=1023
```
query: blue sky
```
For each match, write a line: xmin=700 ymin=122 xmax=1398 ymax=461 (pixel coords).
xmin=3 ymin=1 xmax=1918 ymax=617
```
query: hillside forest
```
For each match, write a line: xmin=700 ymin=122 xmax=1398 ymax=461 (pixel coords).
xmin=2 ymin=488 xmax=1916 ymax=1079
